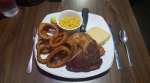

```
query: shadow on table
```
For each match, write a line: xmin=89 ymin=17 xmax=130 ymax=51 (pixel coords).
xmin=0 ymin=13 xmax=6 ymax=20
xmin=37 ymin=66 xmax=109 ymax=82
xmin=16 ymin=0 xmax=44 ymax=7
xmin=16 ymin=0 xmax=61 ymax=7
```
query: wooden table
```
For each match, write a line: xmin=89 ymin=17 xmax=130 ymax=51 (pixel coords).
xmin=0 ymin=0 xmax=150 ymax=83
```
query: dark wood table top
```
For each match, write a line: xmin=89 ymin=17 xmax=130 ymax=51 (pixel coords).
xmin=0 ymin=0 xmax=150 ymax=83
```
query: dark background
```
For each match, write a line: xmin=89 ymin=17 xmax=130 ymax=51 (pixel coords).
xmin=131 ymin=0 xmax=150 ymax=53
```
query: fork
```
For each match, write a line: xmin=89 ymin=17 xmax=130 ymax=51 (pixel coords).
xmin=26 ymin=27 xmax=36 ymax=74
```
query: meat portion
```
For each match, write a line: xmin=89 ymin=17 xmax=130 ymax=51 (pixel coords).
xmin=66 ymin=33 xmax=105 ymax=72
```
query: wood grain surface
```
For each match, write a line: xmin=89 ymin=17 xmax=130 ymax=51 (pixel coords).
xmin=0 ymin=0 xmax=150 ymax=83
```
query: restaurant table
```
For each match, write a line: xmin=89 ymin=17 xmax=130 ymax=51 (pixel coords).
xmin=0 ymin=0 xmax=150 ymax=83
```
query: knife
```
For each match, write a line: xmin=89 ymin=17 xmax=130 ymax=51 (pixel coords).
xmin=80 ymin=8 xmax=89 ymax=32
xmin=109 ymin=24 xmax=122 ymax=70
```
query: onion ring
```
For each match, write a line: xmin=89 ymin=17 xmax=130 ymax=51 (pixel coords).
xmin=36 ymin=39 xmax=51 ymax=64
xmin=49 ymin=32 xmax=67 ymax=47
xmin=47 ymin=46 xmax=71 ymax=68
xmin=38 ymin=23 xmax=59 ymax=39
xmin=36 ymin=39 xmax=50 ymax=54
xmin=37 ymin=47 xmax=49 ymax=64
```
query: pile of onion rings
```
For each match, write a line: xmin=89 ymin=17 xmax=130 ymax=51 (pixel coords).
xmin=36 ymin=23 xmax=74 ymax=68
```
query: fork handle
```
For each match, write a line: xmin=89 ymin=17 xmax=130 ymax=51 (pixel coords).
xmin=26 ymin=51 xmax=33 ymax=74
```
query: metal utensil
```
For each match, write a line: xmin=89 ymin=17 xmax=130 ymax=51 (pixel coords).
xmin=119 ymin=30 xmax=132 ymax=66
xmin=109 ymin=24 xmax=122 ymax=70
xmin=26 ymin=28 xmax=36 ymax=74
xmin=80 ymin=8 xmax=89 ymax=32
xmin=26 ymin=49 xmax=34 ymax=74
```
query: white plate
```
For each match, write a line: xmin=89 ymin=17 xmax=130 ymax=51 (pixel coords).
xmin=34 ymin=11 xmax=114 ymax=79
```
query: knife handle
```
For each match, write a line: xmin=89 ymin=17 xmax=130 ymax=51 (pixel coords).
xmin=82 ymin=8 xmax=89 ymax=25
xmin=80 ymin=8 xmax=89 ymax=32
xmin=114 ymin=47 xmax=122 ymax=70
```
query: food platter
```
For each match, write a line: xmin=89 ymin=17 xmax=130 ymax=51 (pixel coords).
xmin=34 ymin=11 xmax=114 ymax=79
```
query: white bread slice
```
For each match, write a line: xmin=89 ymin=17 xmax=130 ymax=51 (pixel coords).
xmin=86 ymin=27 xmax=110 ymax=45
